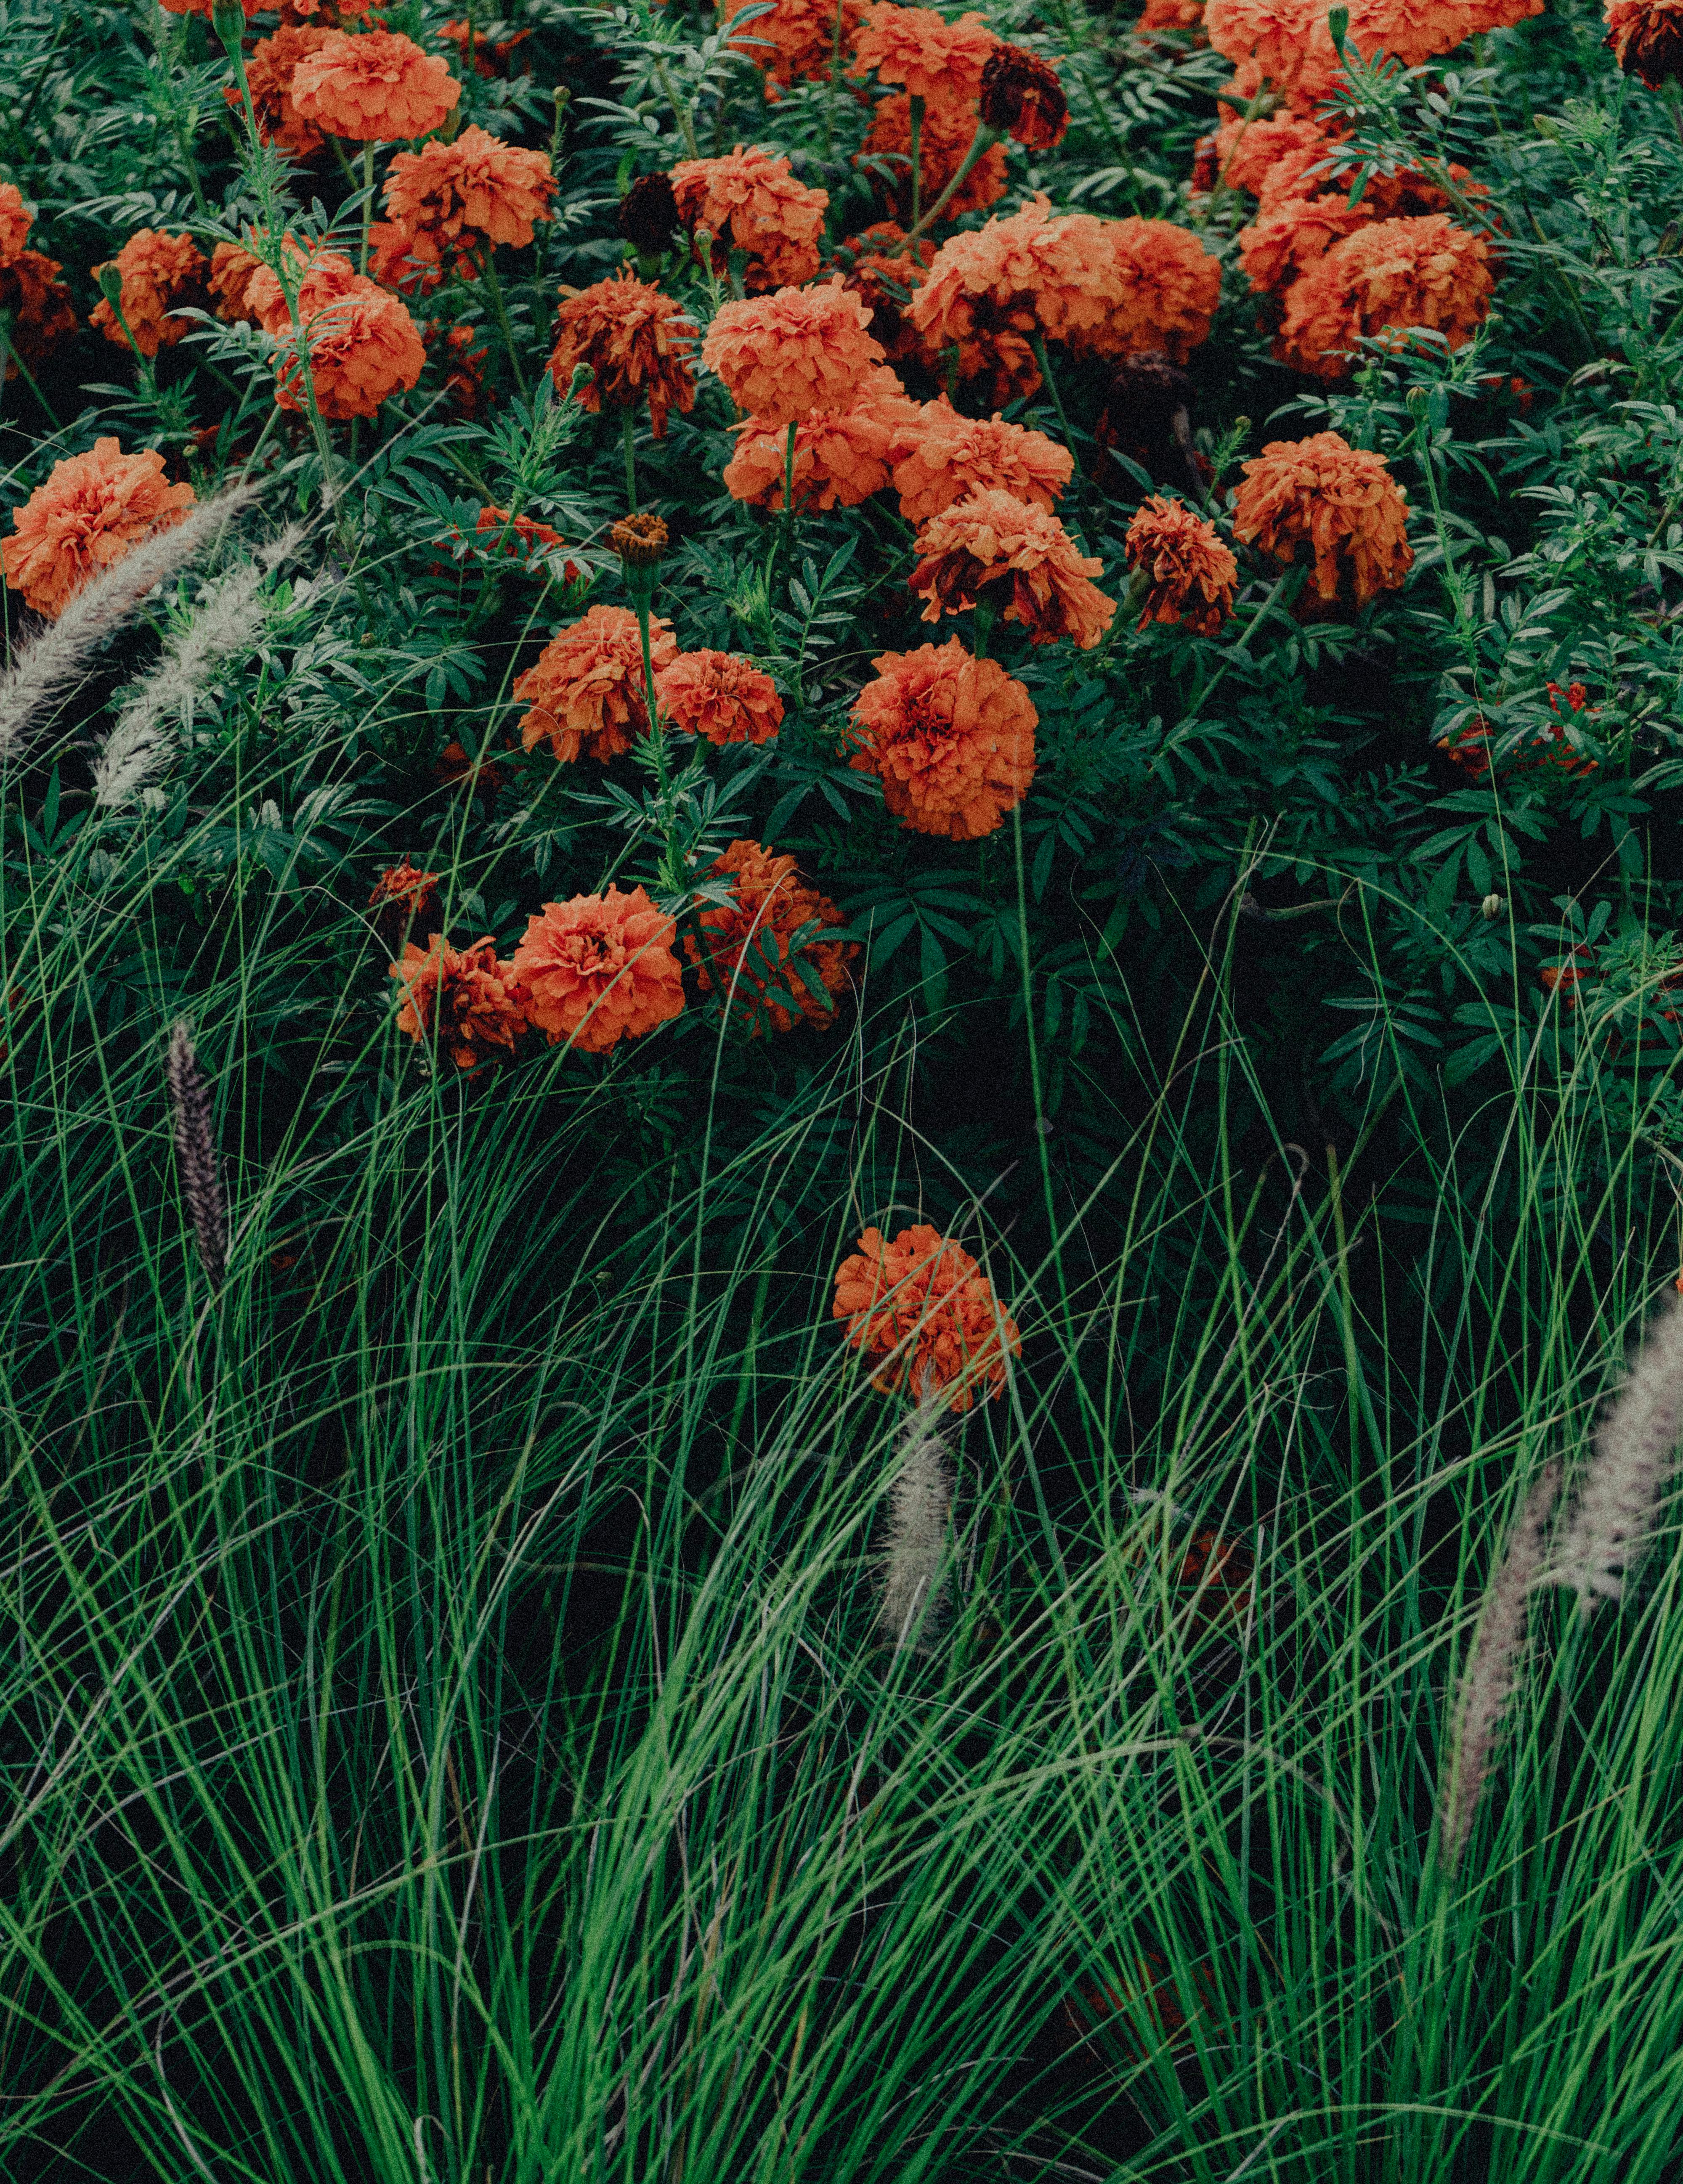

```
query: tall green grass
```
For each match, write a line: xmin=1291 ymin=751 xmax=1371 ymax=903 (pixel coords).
xmin=6 ymin=761 xmax=1683 ymax=2183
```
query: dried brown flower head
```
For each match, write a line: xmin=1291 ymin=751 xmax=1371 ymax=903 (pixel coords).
xmin=977 ymin=43 xmax=1069 ymax=148
xmin=612 ymin=512 xmax=669 ymax=569
xmin=618 ymin=172 xmax=681 ymax=255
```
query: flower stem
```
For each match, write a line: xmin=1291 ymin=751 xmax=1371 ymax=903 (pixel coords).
xmin=481 ymin=249 xmax=529 ymax=396
xmin=1012 ymin=799 xmax=1059 ymax=1253
xmin=1030 ymin=331 xmax=1087 ymax=549
xmin=905 ymin=121 xmax=1000 ymax=241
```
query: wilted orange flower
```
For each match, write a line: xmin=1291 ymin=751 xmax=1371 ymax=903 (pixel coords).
xmin=892 ymin=399 xmax=1072 ymax=526
xmin=291 ymin=29 xmax=461 ymax=141
xmin=368 ymin=860 xmax=443 ymax=946
xmin=850 ymin=3 xmax=998 ymax=101
xmin=1605 ymin=0 xmax=1683 ymax=81
xmin=514 ymin=604 xmax=679 ymax=763
xmin=1238 ymin=191 xmax=1373 ymax=292
xmin=244 ymin=242 xmax=358 ymax=334
xmin=276 ymin=275 xmax=425 ymax=420
xmin=1125 ymin=496 xmax=1238 ymax=636
xmin=0 ymin=251 xmax=76 ymax=377
xmin=0 ymin=185 xmax=33 ymax=267
xmin=833 ymin=1222 xmax=1021 ymax=1410
xmin=849 ymin=637 xmax=1037 ymax=838
xmin=1275 ymin=213 xmax=1495 ymax=378
xmin=382 ymin=125 xmax=556 ymax=270
xmin=228 ymin=26 xmax=334 ymax=156
xmin=1232 ymin=431 xmax=1412 ymax=607
xmin=474 ymin=505 xmax=579 ymax=580
xmin=656 ymin=650 xmax=785 ymax=745
xmin=910 ymin=490 xmax=1116 ymax=649
xmin=720 ymin=0 xmax=866 ymax=86
xmin=511 ymin=886 xmax=685 ymax=1054
xmin=390 ymin=934 xmax=526 ymax=1071
xmin=207 ymin=238 xmax=264 ymax=323
xmin=670 ymin=145 xmax=829 ymax=291
xmin=547 ymin=268 xmax=698 ymax=436
xmin=90 ymin=230 xmax=207 ymax=359
xmin=686 ymin=839 xmax=857 ymax=1034
xmin=702 ymin=277 xmax=885 ymax=427
xmin=2 ymin=439 xmax=196 ymax=620
xmin=978 ymin=42 xmax=1069 ymax=147
xmin=857 ymin=92 xmax=1009 ymax=225
xmin=724 ymin=366 xmax=917 ymax=509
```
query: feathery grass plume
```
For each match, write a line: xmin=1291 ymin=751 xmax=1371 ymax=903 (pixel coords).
xmin=0 ymin=484 xmax=257 ymax=767
xmin=91 ymin=522 xmax=304 ymax=811
xmin=878 ymin=1372 xmax=955 ymax=1651
xmin=1438 ymin=1459 xmax=1562 ymax=1875
xmin=165 ymin=1020 xmax=227 ymax=1292
xmin=1555 ymin=1286 xmax=1683 ymax=1610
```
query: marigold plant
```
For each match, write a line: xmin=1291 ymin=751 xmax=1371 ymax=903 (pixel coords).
xmin=3 ymin=439 xmax=196 ymax=619
xmin=1232 ymin=431 xmax=1414 ymax=606
xmin=670 ymin=146 xmax=828 ymax=291
xmin=290 ymin=29 xmax=460 ymax=141
xmin=1125 ymin=497 xmax=1239 ymax=635
xmin=686 ymin=840 xmax=857 ymax=1034
xmin=702 ymin=278 xmax=886 ymax=427
xmin=833 ymin=1222 xmax=1022 ymax=1410
xmin=89 ymin=230 xmax=207 ymax=358
xmin=720 ymin=0 xmax=867 ymax=88
xmin=547 ymin=269 xmax=697 ymax=436
xmin=891 ymin=400 xmax=1072 ymax=526
xmin=910 ymin=490 xmax=1116 ymax=649
xmin=510 ymin=886 xmax=685 ymax=1054
xmin=850 ymin=3 xmax=998 ymax=102
xmin=1275 ymin=213 xmax=1497 ymax=377
xmin=724 ymin=367 xmax=918 ymax=510
xmin=514 ymin=604 xmax=679 ymax=763
xmin=849 ymin=637 xmax=1038 ymax=837
xmin=655 ymin=650 xmax=785 ymax=744
xmin=390 ymin=935 xmax=526 ymax=1070
xmin=382 ymin=125 xmax=556 ymax=270
xmin=275 ymin=276 xmax=425 ymax=421
xmin=858 ymin=91 xmax=1010 ymax=226
xmin=228 ymin=26 xmax=333 ymax=156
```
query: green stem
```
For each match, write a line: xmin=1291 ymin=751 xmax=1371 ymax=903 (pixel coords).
xmin=909 ymin=94 xmax=924 ymax=233
xmin=480 ymin=249 xmax=529 ymax=396
xmin=360 ymin=139 xmax=375 ymax=275
xmin=1029 ymin=332 xmax=1087 ymax=549
xmin=905 ymin=121 xmax=1001 ymax=241
xmin=622 ymin=406 xmax=637 ymax=509
xmin=1012 ymin=800 xmax=1059 ymax=1260
xmin=0 ymin=313 xmax=59 ymax=427
xmin=822 ymin=0 xmax=846 ymax=159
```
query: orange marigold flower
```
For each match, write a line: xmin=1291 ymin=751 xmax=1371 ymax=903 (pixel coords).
xmin=1346 ymin=0 xmax=1524 ymax=64
xmin=1205 ymin=0 xmax=1344 ymax=109
xmin=1238 ymin=191 xmax=1373 ymax=292
xmin=1274 ymin=212 xmax=1495 ymax=379
xmin=390 ymin=934 xmax=526 ymax=1071
xmin=430 ymin=321 xmax=488 ymax=416
xmin=978 ymin=42 xmax=1070 ymax=147
xmin=0 ymin=184 xmax=33 ymax=268
xmin=1198 ymin=113 xmax=1341 ymax=204
xmin=90 ymin=230 xmax=207 ymax=359
xmin=1232 ymin=430 xmax=1412 ymax=607
xmin=1070 ymin=217 xmax=1223 ymax=364
xmin=0 ymin=251 xmax=76 ymax=378
xmin=382 ymin=125 xmax=556 ymax=269
xmin=2 ymin=438 xmax=196 ymax=620
xmin=160 ymin=0 xmax=260 ymax=14
xmin=833 ymin=222 xmax=943 ymax=367
xmin=724 ymin=366 xmax=918 ymax=510
xmin=547 ymin=267 xmax=698 ymax=436
xmin=1139 ymin=0 xmax=1208 ymax=32
xmin=686 ymin=839 xmax=857 ymax=1034
xmin=228 ymin=27 xmax=334 ymax=157
xmin=1124 ymin=496 xmax=1238 ymax=636
xmin=670 ymin=145 xmax=828 ymax=291
xmin=290 ymin=29 xmax=461 ymax=142
xmin=720 ymin=0 xmax=867 ymax=86
xmin=208 ymin=238 xmax=265 ymax=323
xmin=244 ymin=241 xmax=358 ymax=334
xmin=514 ymin=604 xmax=679 ymax=764
xmin=702 ymin=277 xmax=885 ymax=427
xmin=367 ymin=219 xmax=446 ymax=294
xmin=833 ymin=1221 xmax=1021 ymax=1410
xmin=368 ymin=860 xmax=443 ymax=946
xmin=510 ymin=886 xmax=685 ymax=1054
xmin=892 ymin=398 xmax=1072 ymax=526
xmin=858 ymin=93 xmax=1008 ymax=228
xmin=656 ymin=649 xmax=785 ymax=745
xmin=849 ymin=637 xmax=1038 ymax=838
xmin=276 ymin=274 xmax=425 ymax=420
xmin=1605 ymin=0 xmax=1683 ymax=82
xmin=909 ymin=489 xmax=1116 ymax=650
xmin=849 ymin=3 xmax=998 ymax=103
xmin=474 ymin=505 xmax=579 ymax=580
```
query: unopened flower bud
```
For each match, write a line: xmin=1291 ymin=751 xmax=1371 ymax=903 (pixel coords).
xmin=1481 ymin=893 xmax=1504 ymax=919
xmin=95 ymin=262 xmax=124 ymax=309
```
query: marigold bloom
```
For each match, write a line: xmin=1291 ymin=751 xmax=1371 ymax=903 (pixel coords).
xmin=1139 ymin=0 xmax=1208 ymax=30
xmin=90 ymin=231 xmax=207 ymax=359
xmin=858 ymin=93 xmax=1008 ymax=227
xmin=547 ymin=268 xmax=697 ymax=436
xmin=1605 ymin=0 xmax=1683 ymax=81
xmin=849 ymin=4 xmax=998 ymax=102
xmin=0 ymin=185 xmax=33 ymax=268
xmin=1275 ymin=213 xmax=1495 ymax=378
xmin=511 ymin=886 xmax=685 ymax=1054
xmin=849 ymin=637 xmax=1038 ymax=838
xmin=834 ymin=223 xmax=942 ymax=366
xmin=2 ymin=439 xmax=196 ymax=620
xmin=382 ymin=125 xmax=556 ymax=270
xmin=687 ymin=840 xmax=857 ymax=1034
xmin=657 ymin=649 xmax=785 ymax=745
xmin=437 ymin=16 xmax=532 ymax=75
xmin=430 ymin=321 xmax=488 ymax=415
xmin=276 ymin=274 xmax=425 ymax=420
xmin=1239 ymin=191 xmax=1372 ymax=292
xmin=910 ymin=490 xmax=1115 ymax=649
xmin=978 ymin=42 xmax=1069 ymax=147
xmin=1232 ymin=430 xmax=1412 ymax=607
xmin=1072 ymin=218 xmax=1223 ymax=364
xmin=1125 ymin=496 xmax=1238 ymax=636
xmin=367 ymin=219 xmax=445 ymax=294
xmin=1205 ymin=0 xmax=1344 ymax=109
xmin=207 ymin=238 xmax=264 ymax=323
xmin=833 ymin=1222 xmax=1021 ymax=1410
xmin=720 ymin=0 xmax=866 ymax=85
xmin=228 ymin=27 xmax=334 ymax=156
xmin=0 ymin=251 xmax=76 ymax=377
xmin=1199 ymin=113 xmax=1340 ymax=204
xmin=244 ymin=243 xmax=358 ymax=334
xmin=1349 ymin=0 xmax=1532 ymax=64
xmin=514 ymin=604 xmax=679 ymax=763
xmin=724 ymin=366 xmax=917 ymax=510
xmin=474 ymin=505 xmax=579 ymax=580
xmin=891 ymin=399 xmax=1072 ymax=526
xmin=369 ymin=860 xmax=443 ymax=946
xmin=291 ymin=29 xmax=461 ymax=142
xmin=703 ymin=278 xmax=884 ymax=427
xmin=671 ymin=146 xmax=828 ymax=291
xmin=390 ymin=934 xmax=526 ymax=1071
